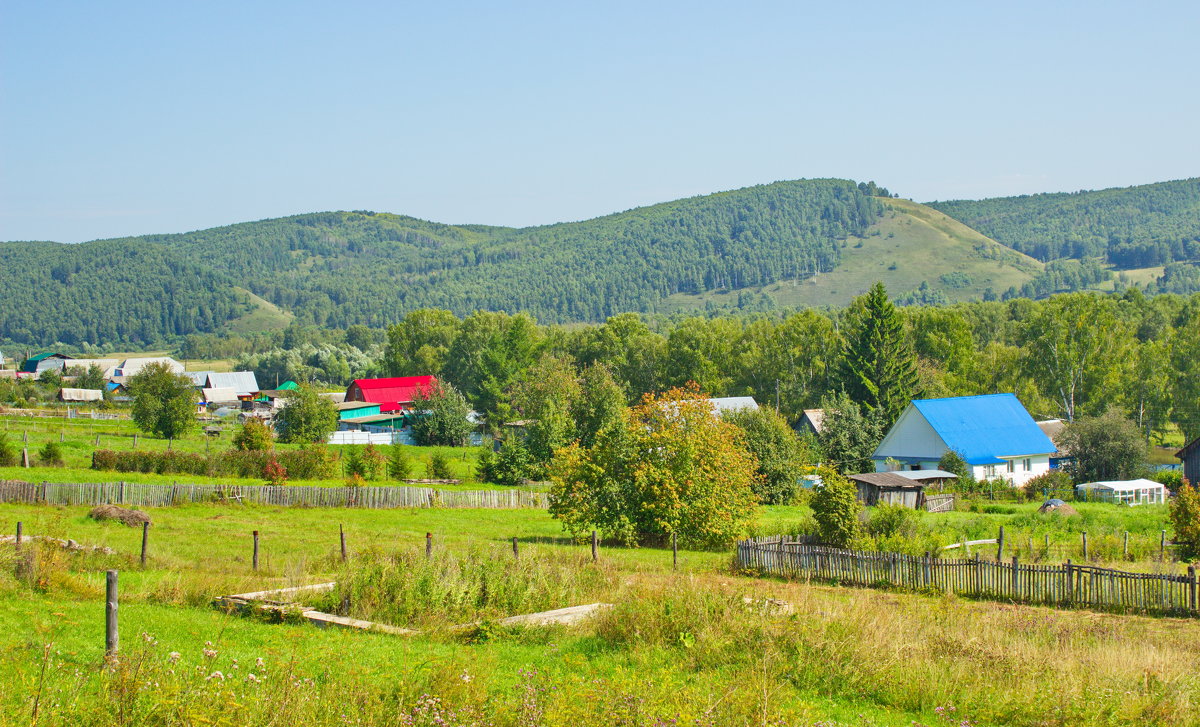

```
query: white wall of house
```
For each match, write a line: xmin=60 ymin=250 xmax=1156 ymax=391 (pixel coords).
xmin=873 ymin=408 xmax=948 ymax=463
xmin=971 ymin=455 xmax=1051 ymax=486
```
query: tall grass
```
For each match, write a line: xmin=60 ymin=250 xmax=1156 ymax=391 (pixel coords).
xmin=317 ymin=545 xmax=617 ymax=628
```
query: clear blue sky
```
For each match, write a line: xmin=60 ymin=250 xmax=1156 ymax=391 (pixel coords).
xmin=2 ymin=1 xmax=1197 ymax=242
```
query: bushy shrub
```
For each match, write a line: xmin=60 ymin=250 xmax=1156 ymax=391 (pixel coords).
xmin=810 ymin=468 xmax=862 ymax=547
xmin=865 ymin=502 xmax=921 ymax=539
xmin=38 ymin=441 xmax=64 ymax=466
xmin=344 ymin=445 xmax=386 ymax=481
xmin=263 ymin=456 xmax=288 ymax=487
xmin=1152 ymin=469 xmax=1184 ymax=492
xmin=0 ymin=433 xmax=18 ymax=467
xmin=478 ymin=439 xmax=534 ymax=486
xmin=89 ymin=445 xmax=336 ymax=480
xmin=1022 ymin=469 xmax=1074 ymax=500
xmin=427 ymin=451 xmax=454 ymax=480
xmin=387 ymin=443 xmax=412 ymax=481
xmin=91 ymin=449 xmax=118 ymax=471
xmin=232 ymin=418 xmax=274 ymax=451
xmin=1169 ymin=482 xmax=1200 ymax=561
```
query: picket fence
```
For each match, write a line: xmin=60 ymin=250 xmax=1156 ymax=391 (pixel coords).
xmin=737 ymin=535 xmax=1199 ymax=617
xmin=0 ymin=479 xmax=548 ymax=510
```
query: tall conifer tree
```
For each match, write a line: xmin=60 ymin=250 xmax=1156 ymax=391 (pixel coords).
xmin=836 ymin=282 xmax=919 ymax=425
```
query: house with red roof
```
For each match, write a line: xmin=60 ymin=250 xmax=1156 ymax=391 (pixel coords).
xmin=344 ymin=375 xmax=437 ymax=411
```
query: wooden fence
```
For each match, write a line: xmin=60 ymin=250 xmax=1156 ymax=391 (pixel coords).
xmin=737 ymin=536 xmax=1199 ymax=617
xmin=0 ymin=479 xmax=548 ymax=510
xmin=923 ymin=493 xmax=955 ymax=513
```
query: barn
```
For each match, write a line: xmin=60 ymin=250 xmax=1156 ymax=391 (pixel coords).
xmin=848 ymin=472 xmax=928 ymax=509
xmin=345 ymin=375 xmax=437 ymax=409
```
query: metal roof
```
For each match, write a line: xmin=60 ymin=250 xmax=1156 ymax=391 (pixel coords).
xmin=348 ymin=375 xmax=436 ymax=405
xmin=891 ymin=469 xmax=957 ymax=481
xmin=201 ymin=387 xmax=240 ymax=404
xmin=185 ymin=371 xmax=215 ymax=387
xmin=204 ymin=371 xmax=260 ymax=396
xmin=909 ymin=394 xmax=1056 ymax=465
xmin=59 ymin=388 xmax=103 ymax=402
xmin=118 ymin=357 xmax=184 ymax=377
xmin=849 ymin=472 xmax=925 ymax=489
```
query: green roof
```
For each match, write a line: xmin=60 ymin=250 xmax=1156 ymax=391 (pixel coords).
xmin=278 ymin=380 xmax=299 ymax=390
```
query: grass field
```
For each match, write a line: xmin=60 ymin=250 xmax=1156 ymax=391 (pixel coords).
xmin=2 ymin=500 xmax=1198 ymax=726
xmin=0 ymin=413 xmax=490 ymax=487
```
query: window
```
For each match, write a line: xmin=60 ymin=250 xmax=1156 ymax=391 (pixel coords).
xmin=984 ymin=465 xmax=996 ymax=478
xmin=1023 ymin=458 xmax=1032 ymax=472
xmin=1006 ymin=460 xmax=1015 ymax=473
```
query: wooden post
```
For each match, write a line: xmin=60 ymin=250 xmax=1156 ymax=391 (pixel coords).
xmin=1081 ymin=532 xmax=1088 ymax=561
xmin=59 ymin=431 xmax=64 ymax=443
xmin=252 ymin=530 xmax=260 ymax=571
xmin=340 ymin=524 xmax=347 ymax=562
xmin=425 ymin=532 xmax=432 ymax=559
xmin=996 ymin=526 xmax=1005 ymax=562
xmin=133 ymin=433 xmax=138 ymax=449
xmin=21 ymin=447 xmax=29 ymax=468
xmin=591 ymin=530 xmax=598 ymax=563
xmin=923 ymin=551 xmax=932 ymax=588
xmin=1064 ymin=560 xmax=1073 ymax=606
xmin=512 ymin=536 xmax=519 ymax=559
xmin=1189 ymin=566 xmax=1197 ymax=612
xmin=672 ymin=531 xmax=678 ymax=570
xmin=1012 ymin=555 xmax=1019 ymax=600
xmin=105 ymin=570 xmax=119 ymax=658
xmin=1123 ymin=531 xmax=1129 ymax=559
xmin=94 ymin=434 xmax=100 ymax=447
xmin=1045 ymin=533 xmax=1050 ymax=559
xmin=14 ymin=522 xmax=21 ymax=547
xmin=1161 ymin=530 xmax=1167 ymax=561
xmin=139 ymin=522 xmax=149 ymax=567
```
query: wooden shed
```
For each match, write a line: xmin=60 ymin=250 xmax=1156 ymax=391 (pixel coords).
xmin=1177 ymin=436 xmax=1200 ymax=485
xmin=848 ymin=472 xmax=927 ymax=509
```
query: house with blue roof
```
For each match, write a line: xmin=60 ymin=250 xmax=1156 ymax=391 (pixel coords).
xmin=872 ymin=394 xmax=1057 ymax=486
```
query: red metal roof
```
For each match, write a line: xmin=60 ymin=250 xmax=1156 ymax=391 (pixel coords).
xmin=347 ymin=376 xmax=436 ymax=406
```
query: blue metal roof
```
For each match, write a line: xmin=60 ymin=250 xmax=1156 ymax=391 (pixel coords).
xmin=911 ymin=394 xmax=1056 ymax=465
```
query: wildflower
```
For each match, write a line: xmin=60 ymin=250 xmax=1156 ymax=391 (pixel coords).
xmin=461 ymin=670 xmax=473 ymax=682
xmin=141 ymin=632 xmax=157 ymax=646
xmin=167 ymin=652 xmax=181 ymax=664
xmin=206 ymin=671 xmax=225 ymax=681
xmin=202 ymin=648 xmax=217 ymax=659
xmin=246 ymin=673 xmax=262 ymax=684
xmin=255 ymin=657 xmax=265 ymax=669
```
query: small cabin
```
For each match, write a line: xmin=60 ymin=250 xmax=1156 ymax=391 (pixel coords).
xmin=849 ymin=472 xmax=928 ymax=509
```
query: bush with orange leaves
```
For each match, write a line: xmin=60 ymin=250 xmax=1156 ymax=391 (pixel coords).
xmin=549 ymin=384 xmax=760 ymax=549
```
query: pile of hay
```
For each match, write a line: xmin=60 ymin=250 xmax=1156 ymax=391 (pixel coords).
xmin=88 ymin=504 xmax=151 ymax=527
xmin=1037 ymin=499 xmax=1079 ymax=516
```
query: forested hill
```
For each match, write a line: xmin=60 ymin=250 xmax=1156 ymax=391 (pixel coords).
xmin=929 ymin=178 xmax=1200 ymax=267
xmin=1 ymin=179 xmax=882 ymax=346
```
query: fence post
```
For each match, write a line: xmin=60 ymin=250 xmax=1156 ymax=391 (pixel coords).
xmin=996 ymin=526 xmax=1005 ymax=562
xmin=105 ymin=570 xmax=119 ymax=658
xmin=672 ymin=532 xmax=678 ymax=570
xmin=512 ymin=536 xmax=519 ymax=559
xmin=425 ymin=532 xmax=432 ymax=559
xmin=1012 ymin=555 xmax=1019 ymax=600
xmin=14 ymin=522 xmax=21 ymax=547
xmin=591 ymin=530 xmax=598 ymax=563
xmin=1123 ymin=531 xmax=1129 ymax=560
xmin=340 ymin=524 xmax=347 ymax=562
xmin=1190 ymin=566 xmax=1197 ymax=612
xmin=1044 ymin=533 xmax=1050 ymax=560
xmin=252 ymin=531 xmax=259 ymax=571
xmin=133 ymin=433 xmax=138 ymax=449
xmin=1064 ymin=560 xmax=1073 ymax=606
xmin=140 ymin=522 xmax=149 ymax=567
xmin=923 ymin=551 xmax=932 ymax=589
xmin=1161 ymin=530 xmax=1167 ymax=561
xmin=22 ymin=448 xmax=29 ymax=468
xmin=1081 ymin=532 xmax=1088 ymax=561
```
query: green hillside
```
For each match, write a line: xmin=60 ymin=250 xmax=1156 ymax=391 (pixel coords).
xmin=662 ymin=198 xmax=1043 ymax=311
xmin=0 ymin=180 xmax=882 ymax=345
xmin=929 ymin=178 xmax=1200 ymax=268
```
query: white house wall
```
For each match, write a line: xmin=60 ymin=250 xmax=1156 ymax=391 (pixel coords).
xmin=873 ymin=407 xmax=949 ymax=467
xmin=972 ymin=455 xmax=1051 ymax=486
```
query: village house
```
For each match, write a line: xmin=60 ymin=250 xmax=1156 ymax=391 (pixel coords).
xmin=344 ymin=375 xmax=437 ymax=411
xmin=872 ymin=394 xmax=1057 ymax=486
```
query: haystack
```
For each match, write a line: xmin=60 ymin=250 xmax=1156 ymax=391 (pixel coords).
xmin=88 ymin=504 xmax=151 ymax=527
xmin=1037 ymin=499 xmax=1079 ymax=516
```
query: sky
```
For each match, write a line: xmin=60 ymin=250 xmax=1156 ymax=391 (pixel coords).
xmin=2 ymin=1 xmax=1198 ymax=243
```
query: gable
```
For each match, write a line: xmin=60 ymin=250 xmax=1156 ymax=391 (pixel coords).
xmin=873 ymin=404 xmax=950 ymax=462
